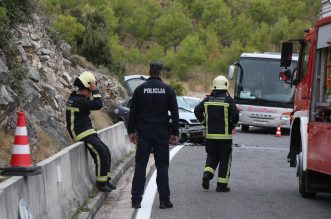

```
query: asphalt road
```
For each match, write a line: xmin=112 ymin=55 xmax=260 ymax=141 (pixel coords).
xmin=147 ymin=127 xmax=331 ymax=219
xmin=95 ymin=127 xmax=331 ymax=219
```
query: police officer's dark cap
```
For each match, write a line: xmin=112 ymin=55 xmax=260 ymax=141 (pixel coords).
xmin=150 ymin=62 xmax=164 ymax=71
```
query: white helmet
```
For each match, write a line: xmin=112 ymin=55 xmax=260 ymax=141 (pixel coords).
xmin=213 ymin=75 xmax=229 ymax=90
xmin=73 ymin=71 xmax=96 ymax=89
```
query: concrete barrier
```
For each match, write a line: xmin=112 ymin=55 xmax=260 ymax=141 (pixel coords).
xmin=0 ymin=122 xmax=134 ymax=219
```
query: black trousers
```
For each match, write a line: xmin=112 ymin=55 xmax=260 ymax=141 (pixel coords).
xmin=204 ymin=139 xmax=232 ymax=185
xmin=83 ymin=134 xmax=111 ymax=185
xmin=131 ymin=132 xmax=170 ymax=203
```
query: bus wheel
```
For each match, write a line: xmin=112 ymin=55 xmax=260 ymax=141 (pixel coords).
xmin=298 ymin=152 xmax=316 ymax=198
xmin=241 ymin=125 xmax=249 ymax=132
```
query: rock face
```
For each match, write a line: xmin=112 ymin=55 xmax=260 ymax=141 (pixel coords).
xmin=0 ymin=13 xmax=127 ymax=150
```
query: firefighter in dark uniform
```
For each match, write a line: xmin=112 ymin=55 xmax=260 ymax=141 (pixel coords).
xmin=65 ymin=71 xmax=116 ymax=193
xmin=194 ymin=75 xmax=239 ymax=192
xmin=128 ymin=62 xmax=179 ymax=209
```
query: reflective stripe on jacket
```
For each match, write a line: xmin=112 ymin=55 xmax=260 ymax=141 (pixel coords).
xmin=65 ymin=89 xmax=103 ymax=141
xmin=194 ymin=90 xmax=239 ymax=140
xmin=204 ymin=101 xmax=232 ymax=140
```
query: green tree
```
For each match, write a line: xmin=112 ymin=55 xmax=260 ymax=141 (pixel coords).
xmin=217 ymin=40 xmax=245 ymax=73
xmin=177 ymin=34 xmax=206 ymax=66
xmin=270 ymin=17 xmax=291 ymax=51
xmin=200 ymin=0 xmax=233 ymax=45
xmin=165 ymin=34 xmax=206 ymax=79
xmin=100 ymin=5 xmax=119 ymax=34
xmin=124 ymin=0 xmax=161 ymax=48
xmin=247 ymin=0 xmax=277 ymax=25
xmin=111 ymin=0 xmax=137 ymax=36
xmin=80 ymin=26 xmax=113 ymax=67
xmin=229 ymin=13 xmax=255 ymax=47
xmin=153 ymin=2 xmax=193 ymax=52
xmin=278 ymin=0 xmax=320 ymax=24
xmin=247 ymin=22 xmax=272 ymax=51
xmin=187 ymin=0 xmax=206 ymax=23
xmin=0 ymin=6 xmax=10 ymax=47
xmin=125 ymin=46 xmax=145 ymax=64
xmin=52 ymin=15 xmax=85 ymax=45
xmin=201 ymin=30 xmax=222 ymax=72
xmin=0 ymin=0 xmax=35 ymax=24
xmin=39 ymin=0 xmax=322 ymax=84
xmin=145 ymin=42 xmax=164 ymax=64
xmin=109 ymin=35 xmax=126 ymax=63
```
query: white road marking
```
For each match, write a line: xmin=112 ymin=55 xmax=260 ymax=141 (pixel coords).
xmin=135 ymin=145 xmax=184 ymax=219
xmin=235 ymin=146 xmax=288 ymax=151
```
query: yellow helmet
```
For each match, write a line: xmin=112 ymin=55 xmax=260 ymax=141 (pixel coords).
xmin=73 ymin=71 xmax=96 ymax=89
xmin=213 ymin=75 xmax=229 ymax=90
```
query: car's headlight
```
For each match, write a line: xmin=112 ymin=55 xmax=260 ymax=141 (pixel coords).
xmin=114 ymin=109 xmax=119 ymax=114
xmin=280 ymin=112 xmax=291 ymax=120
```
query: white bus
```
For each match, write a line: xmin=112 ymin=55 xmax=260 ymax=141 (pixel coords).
xmin=228 ymin=53 xmax=298 ymax=132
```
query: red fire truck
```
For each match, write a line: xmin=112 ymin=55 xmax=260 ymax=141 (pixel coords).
xmin=279 ymin=0 xmax=331 ymax=198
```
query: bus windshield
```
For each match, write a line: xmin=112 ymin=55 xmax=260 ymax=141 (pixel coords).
xmin=234 ymin=57 xmax=297 ymax=105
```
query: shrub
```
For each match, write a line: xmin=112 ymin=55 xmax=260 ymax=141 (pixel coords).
xmin=79 ymin=27 xmax=113 ymax=67
xmin=0 ymin=0 xmax=36 ymax=25
xmin=0 ymin=130 xmax=12 ymax=167
xmin=52 ymin=15 xmax=85 ymax=46
xmin=9 ymin=66 xmax=27 ymax=95
xmin=69 ymin=54 xmax=95 ymax=70
xmin=170 ymin=80 xmax=185 ymax=96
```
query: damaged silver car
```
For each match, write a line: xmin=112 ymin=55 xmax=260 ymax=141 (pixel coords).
xmin=110 ymin=75 xmax=205 ymax=143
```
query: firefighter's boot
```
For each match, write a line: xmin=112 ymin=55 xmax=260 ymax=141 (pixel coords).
xmin=202 ymin=172 xmax=213 ymax=190
xmin=216 ymin=183 xmax=230 ymax=192
xmin=97 ymin=183 xmax=111 ymax=193
xmin=107 ymin=177 xmax=117 ymax=190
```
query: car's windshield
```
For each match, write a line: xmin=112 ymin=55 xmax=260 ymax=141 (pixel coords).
xmin=177 ymin=96 xmax=200 ymax=112
xmin=235 ymin=57 xmax=297 ymax=104
xmin=126 ymin=78 xmax=147 ymax=95
xmin=177 ymin=96 xmax=191 ymax=111
xmin=183 ymin=97 xmax=200 ymax=110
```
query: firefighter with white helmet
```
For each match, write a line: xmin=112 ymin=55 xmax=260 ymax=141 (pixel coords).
xmin=66 ymin=71 xmax=116 ymax=192
xmin=194 ymin=75 xmax=239 ymax=192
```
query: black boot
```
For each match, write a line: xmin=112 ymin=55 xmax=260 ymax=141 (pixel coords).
xmin=202 ymin=172 xmax=212 ymax=190
xmin=131 ymin=196 xmax=142 ymax=209
xmin=97 ymin=183 xmax=111 ymax=193
xmin=107 ymin=177 xmax=117 ymax=190
xmin=132 ymin=201 xmax=141 ymax=209
xmin=159 ymin=200 xmax=173 ymax=209
xmin=287 ymin=152 xmax=297 ymax=167
xmin=216 ymin=183 xmax=230 ymax=192
xmin=107 ymin=182 xmax=117 ymax=190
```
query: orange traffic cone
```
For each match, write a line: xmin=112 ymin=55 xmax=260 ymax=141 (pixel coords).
xmin=0 ymin=112 xmax=41 ymax=176
xmin=275 ymin=125 xmax=282 ymax=137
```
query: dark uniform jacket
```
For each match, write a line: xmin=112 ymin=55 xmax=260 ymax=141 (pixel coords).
xmin=65 ymin=89 xmax=103 ymax=142
xmin=127 ymin=77 xmax=179 ymax=136
xmin=194 ymin=90 xmax=239 ymax=140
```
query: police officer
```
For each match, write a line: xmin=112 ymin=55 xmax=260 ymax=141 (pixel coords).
xmin=65 ymin=71 xmax=116 ymax=193
xmin=128 ymin=61 xmax=179 ymax=209
xmin=194 ymin=75 xmax=239 ymax=192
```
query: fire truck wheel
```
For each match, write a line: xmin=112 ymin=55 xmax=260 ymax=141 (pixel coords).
xmin=298 ymin=153 xmax=316 ymax=198
xmin=241 ymin=125 xmax=249 ymax=132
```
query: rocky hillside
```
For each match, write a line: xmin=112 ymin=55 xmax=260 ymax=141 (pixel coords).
xmin=0 ymin=13 xmax=128 ymax=162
